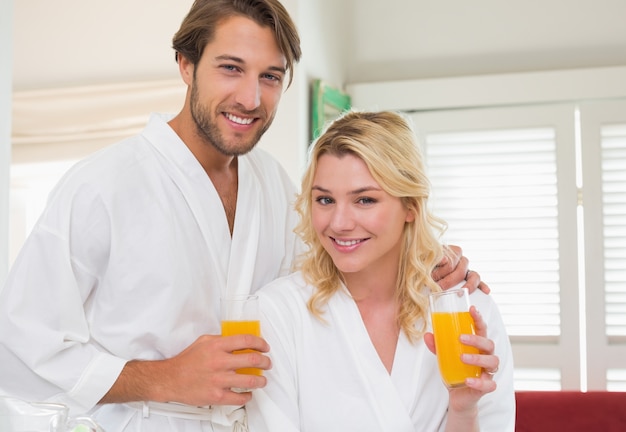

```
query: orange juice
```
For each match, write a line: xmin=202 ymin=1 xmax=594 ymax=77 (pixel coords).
xmin=221 ymin=319 xmax=262 ymax=376
xmin=431 ymin=311 xmax=481 ymax=387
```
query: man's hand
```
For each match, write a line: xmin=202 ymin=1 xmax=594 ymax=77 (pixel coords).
xmin=100 ymin=334 xmax=272 ymax=407
xmin=432 ymin=245 xmax=491 ymax=294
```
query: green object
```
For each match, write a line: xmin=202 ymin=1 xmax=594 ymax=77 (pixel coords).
xmin=311 ymin=79 xmax=351 ymax=141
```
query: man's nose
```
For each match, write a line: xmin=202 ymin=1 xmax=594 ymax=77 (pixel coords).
xmin=234 ymin=76 xmax=261 ymax=111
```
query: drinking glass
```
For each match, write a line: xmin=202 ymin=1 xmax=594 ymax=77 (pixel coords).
xmin=220 ymin=294 xmax=262 ymax=377
xmin=429 ymin=287 xmax=482 ymax=388
xmin=0 ymin=396 xmax=103 ymax=432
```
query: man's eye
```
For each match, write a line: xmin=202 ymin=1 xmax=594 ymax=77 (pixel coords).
xmin=262 ymin=73 xmax=284 ymax=85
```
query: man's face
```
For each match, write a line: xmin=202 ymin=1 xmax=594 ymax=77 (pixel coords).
xmin=187 ymin=15 xmax=287 ymax=156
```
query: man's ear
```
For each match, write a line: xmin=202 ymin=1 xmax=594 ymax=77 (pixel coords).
xmin=177 ymin=53 xmax=194 ymax=86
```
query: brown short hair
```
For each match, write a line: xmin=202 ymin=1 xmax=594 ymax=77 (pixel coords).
xmin=172 ymin=0 xmax=302 ymax=86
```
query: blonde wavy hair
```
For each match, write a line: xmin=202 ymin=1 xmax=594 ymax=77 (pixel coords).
xmin=295 ymin=110 xmax=450 ymax=342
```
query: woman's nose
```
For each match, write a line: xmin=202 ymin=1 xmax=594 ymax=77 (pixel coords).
xmin=329 ymin=205 xmax=356 ymax=231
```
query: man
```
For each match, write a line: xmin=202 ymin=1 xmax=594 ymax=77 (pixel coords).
xmin=0 ymin=1 xmax=481 ymax=431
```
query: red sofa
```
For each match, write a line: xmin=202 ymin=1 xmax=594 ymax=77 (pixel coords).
xmin=515 ymin=391 xmax=626 ymax=432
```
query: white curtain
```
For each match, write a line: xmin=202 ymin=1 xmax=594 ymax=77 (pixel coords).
xmin=11 ymin=79 xmax=186 ymax=163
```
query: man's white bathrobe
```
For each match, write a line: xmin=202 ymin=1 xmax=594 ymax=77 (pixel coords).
xmin=248 ymin=273 xmax=516 ymax=432
xmin=0 ymin=114 xmax=301 ymax=432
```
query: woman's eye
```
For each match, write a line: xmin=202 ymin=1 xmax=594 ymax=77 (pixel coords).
xmin=357 ymin=197 xmax=376 ymax=205
xmin=315 ymin=196 xmax=333 ymax=205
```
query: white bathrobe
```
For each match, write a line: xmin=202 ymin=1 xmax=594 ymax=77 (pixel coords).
xmin=248 ymin=273 xmax=516 ymax=432
xmin=0 ymin=113 xmax=301 ymax=432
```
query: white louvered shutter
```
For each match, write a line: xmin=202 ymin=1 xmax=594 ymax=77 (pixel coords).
xmin=409 ymin=104 xmax=580 ymax=390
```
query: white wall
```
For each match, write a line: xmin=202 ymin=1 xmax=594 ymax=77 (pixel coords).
xmin=348 ymin=66 xmax=626 ymax=112
xmin=12 ymin=0 xmax=193 ymax=90
xmin=0 ymin=0 xmax=13 ymax=282
xmin=347 ymin=0 xmax=626 ymax=83
xmin=258 ymin=0 xmax=348 ymax=184
xmin=299 ymin=0 xmax=348 ymax=90
xmin=257 ymin=0 xmax=307 ymax=185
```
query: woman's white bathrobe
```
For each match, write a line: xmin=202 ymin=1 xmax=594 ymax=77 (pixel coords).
xmin=248 ymin=273 xmax=516 ymax=432
xmin=0 ymin=113 xmax=301 ymax=432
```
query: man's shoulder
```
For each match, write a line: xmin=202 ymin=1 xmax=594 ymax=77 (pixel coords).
xmin=62 ymin=135 xmax=151 ymax=182
xmin=244 ymin=148 xmax=293 ymax=180
xmin=44 ymin=132 xmax=159 ymax=210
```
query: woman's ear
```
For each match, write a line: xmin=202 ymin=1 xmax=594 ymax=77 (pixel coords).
xmin=405 ymin=206 xmax=417 ymax=223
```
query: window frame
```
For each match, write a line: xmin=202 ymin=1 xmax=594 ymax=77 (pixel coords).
xmin=408 ymin=103 xmax=582 ymax=389
xmin=348 ymin=67 xmax=626 ymax=391
xmin=580 ymin=99 xmax=626 ymax=390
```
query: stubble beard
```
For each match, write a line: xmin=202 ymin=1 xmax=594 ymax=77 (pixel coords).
xmin=189 ymin=79 xmax=274 ymax=157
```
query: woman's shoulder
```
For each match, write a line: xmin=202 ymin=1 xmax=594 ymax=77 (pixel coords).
xmin=258 ymin=271 xmax=313 ymax=304
xmin=256 ymin=272 xmax=318 ymax=332
xmin=468 ymin=286 xmax=510 ymax=338
xmin=469 ymin=288 xmax=496 ymax=308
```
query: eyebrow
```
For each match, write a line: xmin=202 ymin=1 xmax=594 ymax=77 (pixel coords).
xmin=312 ymin=185 xmax=382 ymax=195
xmin=214 ymin=54 xmax=286 ymax=75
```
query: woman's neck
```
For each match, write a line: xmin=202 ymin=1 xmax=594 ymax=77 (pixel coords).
xmin=343 ymin=263 xmax=398 ymax=302
xmin=344 ymin=266 xmax=401 ymax=374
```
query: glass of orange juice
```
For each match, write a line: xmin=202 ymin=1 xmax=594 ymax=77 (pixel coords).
xmin=220 ymin=294 xmax=262 ymax=380
xmin=429 ymin=287 xmax=482 ymax=388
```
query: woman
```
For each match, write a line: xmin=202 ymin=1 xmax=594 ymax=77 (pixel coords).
xmin=247 ymin=111 xmax=515 ymax=431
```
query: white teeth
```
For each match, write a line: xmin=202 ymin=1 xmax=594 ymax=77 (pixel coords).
xmin=335 ymin=238 xmax=361 ymax=246
xmin=225 ymin=113 xmax=253 ymax=125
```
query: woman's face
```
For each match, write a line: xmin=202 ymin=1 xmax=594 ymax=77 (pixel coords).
xmin=311 ymin=153 xmax=415 ymax=277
